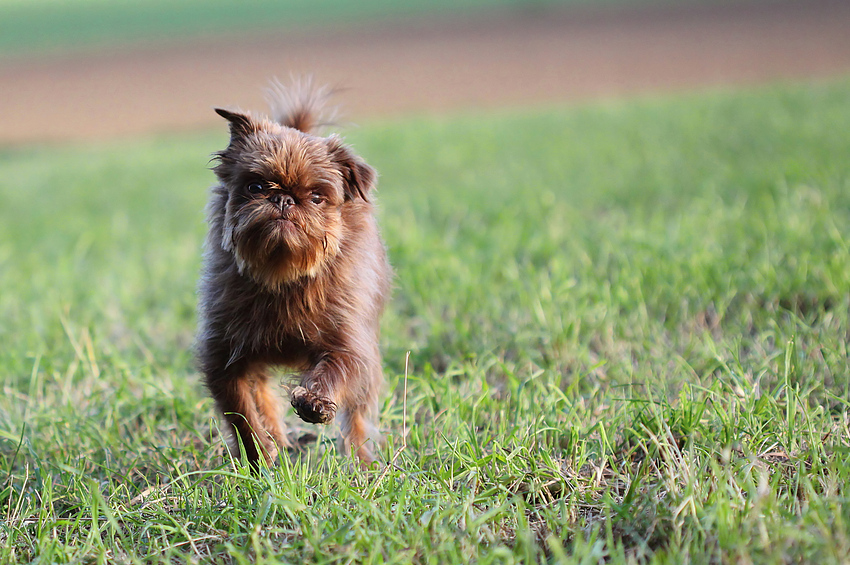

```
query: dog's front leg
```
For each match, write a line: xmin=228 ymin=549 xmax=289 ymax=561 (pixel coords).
xmin=289 ymin=354 xmax=349 ymax=424
xmin=290 ymin=350 xmax=381 ymax=465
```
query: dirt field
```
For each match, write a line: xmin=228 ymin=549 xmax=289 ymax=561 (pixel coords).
xmin=2 ymin=0 xmax=850 ymax=145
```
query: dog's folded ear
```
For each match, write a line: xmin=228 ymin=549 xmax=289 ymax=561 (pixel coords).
xmin=215 ymin=108 xmax=255 ymax=140
xmin=326 ymin=135 xmax=376 ymax=201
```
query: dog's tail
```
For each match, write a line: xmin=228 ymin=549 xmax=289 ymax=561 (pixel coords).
xmin=266 ymin=77 xmax=337 ymax=134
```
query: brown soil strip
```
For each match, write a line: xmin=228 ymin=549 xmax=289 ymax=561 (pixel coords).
xmin=2 ymin=0 xmax=849 ymax=144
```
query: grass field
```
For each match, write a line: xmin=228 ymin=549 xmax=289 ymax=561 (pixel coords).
xmin=1 ymin=80 xmax=849 ymax=563
xmin=0 ymin=0 xmax=685 ymax=57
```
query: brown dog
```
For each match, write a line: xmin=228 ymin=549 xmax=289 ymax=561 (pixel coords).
xmin=196 ymin=81 xmax=391 ymax=467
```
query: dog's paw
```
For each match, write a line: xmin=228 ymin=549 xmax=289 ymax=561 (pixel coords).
xmin=290 ymin=386 xmax=336 ymax=424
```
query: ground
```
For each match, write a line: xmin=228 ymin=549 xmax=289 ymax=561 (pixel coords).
xmin=1 ymin=0 xmax=849 ymax=145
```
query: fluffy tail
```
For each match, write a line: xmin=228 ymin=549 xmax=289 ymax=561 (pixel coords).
xmin=265 ymin=77 xmax=337 ymax=134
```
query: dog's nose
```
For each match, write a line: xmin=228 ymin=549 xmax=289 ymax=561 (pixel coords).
xmin=270 ymin=193 xmax=295 ymax=210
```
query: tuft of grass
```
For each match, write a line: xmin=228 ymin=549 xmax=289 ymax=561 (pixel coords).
xmin=1 ymin=80 xmax=849 ymax=563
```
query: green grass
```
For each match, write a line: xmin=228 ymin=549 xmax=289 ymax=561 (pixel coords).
xmin=0 ymin=0 xmax=680 ymax=58
xmin=2 ymin=80 xmax=850 ymax=563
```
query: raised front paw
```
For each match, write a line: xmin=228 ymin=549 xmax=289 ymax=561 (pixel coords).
xmin=290 ymin=386 xmax=336 ymax=424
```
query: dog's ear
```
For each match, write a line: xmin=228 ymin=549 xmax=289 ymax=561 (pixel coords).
xmin=326 ymin=135 xmax=376 ymax=201
xmin=215 ymin=108 xmax=255 ymax=140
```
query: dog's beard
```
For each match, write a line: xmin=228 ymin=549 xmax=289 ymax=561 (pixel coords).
xmin=227 ymin=202 xmax=341 ymax=289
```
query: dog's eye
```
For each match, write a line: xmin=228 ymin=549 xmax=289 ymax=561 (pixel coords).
xmin=247 ymin=182 xmax=265 ymax=195
xmin=310 ymin=193 xmax=324 ymax=204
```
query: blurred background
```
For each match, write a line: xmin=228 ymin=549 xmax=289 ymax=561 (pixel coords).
xmin=1 ymin=0 xmax=849 ymax=145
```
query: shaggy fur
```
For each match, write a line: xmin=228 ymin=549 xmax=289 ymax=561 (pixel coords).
xmin=196 ymin=81 xmax=391 ymax=467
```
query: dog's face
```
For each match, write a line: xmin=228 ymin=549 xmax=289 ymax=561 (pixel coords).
xmin=212 ymin=108 xmax=375 ymax=288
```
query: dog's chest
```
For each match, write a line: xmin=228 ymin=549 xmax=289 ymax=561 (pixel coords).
xmin=239 ymin=285 xmax=330 ymax=351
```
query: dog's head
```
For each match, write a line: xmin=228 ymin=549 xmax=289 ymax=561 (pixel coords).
xmin=211 ymin=108 xmax=375 ymax=288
